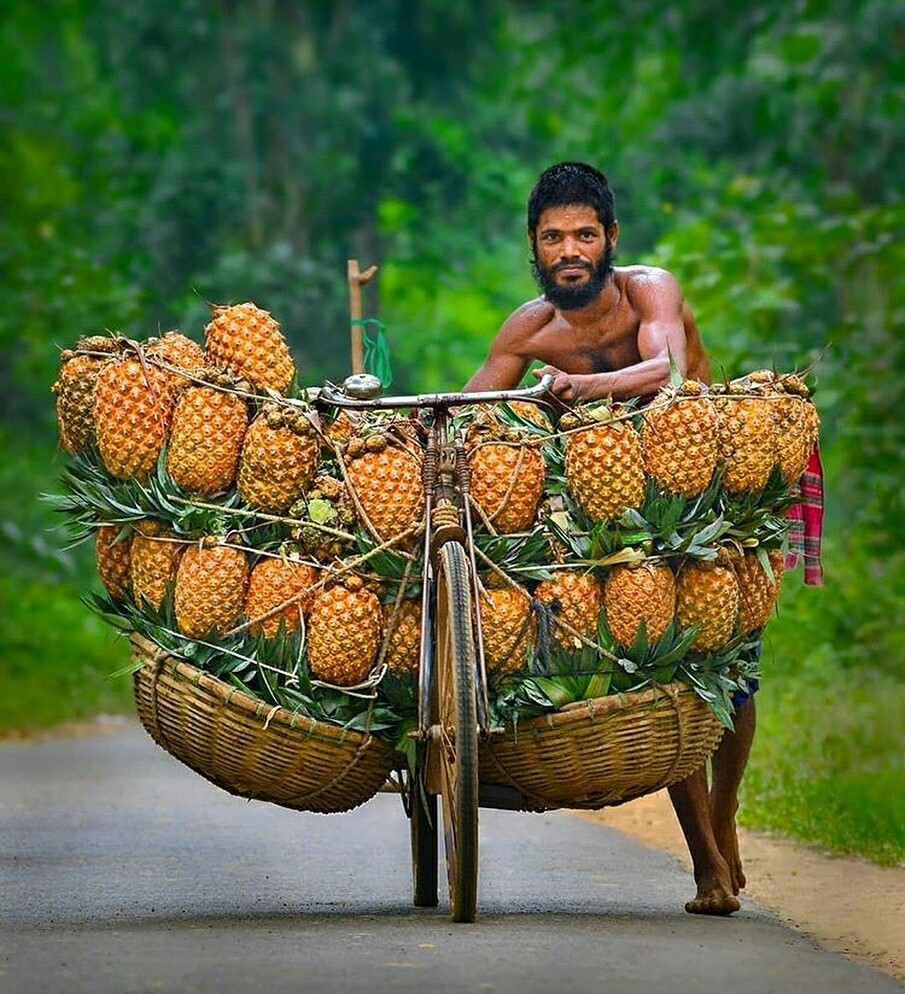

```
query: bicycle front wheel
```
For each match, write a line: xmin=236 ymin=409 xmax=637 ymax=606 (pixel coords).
xmin=435 ymin=540 xmax=479 ymax=922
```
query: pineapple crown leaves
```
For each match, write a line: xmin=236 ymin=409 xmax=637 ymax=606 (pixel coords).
xmin=48 ymin=448 xmax=241 ymax=538
xmin=473 ymin=527 xmax=553 ymax=581
xmin=676 ymin=635 xmax=763 ymax=730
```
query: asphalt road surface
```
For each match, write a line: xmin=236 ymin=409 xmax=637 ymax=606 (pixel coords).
xmin=2 ymin=724 xmax=901 ymax=994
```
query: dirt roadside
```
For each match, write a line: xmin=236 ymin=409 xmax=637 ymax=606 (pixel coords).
xmin=5 ymin=717 xmax=903 ymax=983
xmin=578 ymin=793 xmax=905 ymax=984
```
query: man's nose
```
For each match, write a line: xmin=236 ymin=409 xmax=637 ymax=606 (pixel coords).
xmin=560 ymin=235 xmax=583 ymax=258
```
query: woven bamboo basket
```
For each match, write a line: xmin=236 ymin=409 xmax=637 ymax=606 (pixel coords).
xmin=479 ymin=682 xmax=724 ymax=810
xmin=131 ymin=635 xmax=396 ymax=814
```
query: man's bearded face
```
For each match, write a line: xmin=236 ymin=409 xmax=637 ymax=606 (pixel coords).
xmin=531 ymin=237 xmax=614 ymax=311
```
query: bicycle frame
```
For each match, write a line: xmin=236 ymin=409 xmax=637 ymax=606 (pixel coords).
xmin=316 ymin=375 xmax=554 ymax=734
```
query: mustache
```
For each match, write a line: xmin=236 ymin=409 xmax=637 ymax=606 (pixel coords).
xmin=552 ymin=260 xmax=593 ymax=273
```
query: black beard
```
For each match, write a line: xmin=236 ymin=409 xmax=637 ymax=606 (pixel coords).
xmin=531 ymin=245 xmax=614 ymax=311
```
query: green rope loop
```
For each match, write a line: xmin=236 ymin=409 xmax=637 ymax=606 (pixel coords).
xmin=352 ymin=318 xmax=393 ymax=387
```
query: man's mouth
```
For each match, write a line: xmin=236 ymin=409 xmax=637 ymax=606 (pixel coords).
xmin=556 ymin=265 xmax=590 ymax=280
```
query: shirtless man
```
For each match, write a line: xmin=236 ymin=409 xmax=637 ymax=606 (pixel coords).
xmin=465 ymin=161 xmax=748 ymax=915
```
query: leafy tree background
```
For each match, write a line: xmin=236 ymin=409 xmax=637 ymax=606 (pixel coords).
xmin=1 ymin=1 xmax=902 ymax=859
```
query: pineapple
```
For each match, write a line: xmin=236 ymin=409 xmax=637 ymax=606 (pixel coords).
xmin=146 ymin=331 xmax=206 ymax=391
xmin=505 ymin=400 xmax=552 ymax=430
xmin=642 ymin=382 xmax=718 ymax=497
xmin=564 ymin=415 xmax=645 ymax=522
xmin=603 ymin=561 xmax=676 ymax=646
xmin=94 ymin=354 xmax=176 ymax=480
xmin=166 ymin=379 xmax=249 ymax=494
xmin=535 ymin=571 xmax=603 ymax=648
xmin=381 ymin=598 xmax=422 ymax=677
xmin=735 ymin=549 xmax=784 ymax=634
xmin=715 ymin=395 xmax=777 ymax=494
xmin=289 ymin=475 xmax=357 ymax=562
xmin=479 ymin=585 xmax=536 ymax=679
xmin=204 ymin=301 xmax=295 ymax=394
xmin=174 ymin=541 xmax=249 ymax=640
xmin=306 ymin=582 xmax=383 ymax=685
xmin=244 ymin=556 xmax=319 ymax=639
xmin=237 ymin=404 xmax=320 ymax=513
xmin=321 ymin=409 xmax=360 ymax=449
xmin=774 ymin=394 xmax=820 ymax=483
xmin=53 ymin=336 xmax=121 ymax=454
xmin=95 ymin=525 xmax=132 ymax=600
xmin=130 ymin=521 xmax=184 ymax=611
xmin=468 ymin=440 xmax=546 ymax=533
xmin=344 ymin=434 xmax=424 ymax=545
xmin=676 ymin=559 xmax=740 ymax=652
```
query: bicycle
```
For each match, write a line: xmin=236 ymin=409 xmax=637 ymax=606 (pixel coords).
xmin=316 ymin=372 xmax=556 ymax=923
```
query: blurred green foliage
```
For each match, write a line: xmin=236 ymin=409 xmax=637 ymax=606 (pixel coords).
xmin=1 ymin=1 xmax=902 ymax=859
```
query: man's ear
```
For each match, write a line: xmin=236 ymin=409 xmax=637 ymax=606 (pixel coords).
xmin=527 ymin=226 xmax=536 ymax=251
xmin=607 ymin=221 xmax=619 ymax=247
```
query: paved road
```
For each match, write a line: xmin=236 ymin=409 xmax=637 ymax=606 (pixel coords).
xmin=2 ymin=724 xmax=901 ymax=994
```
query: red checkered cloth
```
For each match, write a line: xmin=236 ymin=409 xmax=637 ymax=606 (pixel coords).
xmin=785 ymin=446 xmax=824 ymax=586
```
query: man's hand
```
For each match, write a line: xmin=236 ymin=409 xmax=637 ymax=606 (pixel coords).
xmin=532 ymin=365 xmax=584 ymax=404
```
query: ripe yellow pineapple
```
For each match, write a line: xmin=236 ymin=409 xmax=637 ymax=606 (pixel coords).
xmin=479 ymin=585 xmax=536 ymax=679
xmin=344 ymin=434 xmax=424 ymax=544
xmin=642 ymin=382 xmax=718 ymax=497
xmin=146 ymin=332 xmax=206 ymax=391
xmin=676 ymin=559 xmax=740 ymax=652
xmin=505 ymin=400 xmax=552 ymax=430
xmin=306 ymin=583 xmax=383 ymax=685
xmin=735 ymin=549 xmax=784 ymax=634
xmin=564 ymin=416 xmax=645 ymax=522
xmin=773 ymin=394 xmax=820 ymax=483
xmin=130 ymin=521 xmax=185 ymax=611
xmin=468 ymin=440 xmax=546 ymax=533
xmin=715 ymin=396 xmax=777 ymax=494
xmin=237 ymin=405 xmax=320 ymax=513
xmin=204 ymin=301 xmax=295 ymax=393
xmin=244 ymin=556 xmax=319 ymax=638
xmin=94 ymin=355 xmax=176 ymax=480
xmin=95 ymin=525 xmax=132 ymax=600
xmin=53 ymin=337 xmax=122 ymax=454
xmin=166 ymin=381 xmax=249 ymax=494
xmin=603 ymin=561 xmax=676 ymax=646
xmin=381 ymin=598 xmax=422 ymax=677
xmin=174 ymin=541 xmax=249 ymax=639
xmin=535 ymin=571 xmax=603 ymax=648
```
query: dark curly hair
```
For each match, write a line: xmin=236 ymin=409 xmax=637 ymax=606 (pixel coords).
xmin=527 ymin=162 xmax=616 ymax=234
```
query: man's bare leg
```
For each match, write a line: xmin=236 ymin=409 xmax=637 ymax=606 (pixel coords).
xmin=668 ymin=769 xmax=740 ymax=915
xmin=709 ymin=697 xmax=756 ymax=894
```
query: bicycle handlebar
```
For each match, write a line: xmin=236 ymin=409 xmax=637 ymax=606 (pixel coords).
xmin=315 ymin=374 xmax=555 ymax=412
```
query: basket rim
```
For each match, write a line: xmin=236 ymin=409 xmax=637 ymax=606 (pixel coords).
xmin=130 ymin=633 xmax=395 ymax=755
xmin=490 ymin=680 xmax=713 ymax=735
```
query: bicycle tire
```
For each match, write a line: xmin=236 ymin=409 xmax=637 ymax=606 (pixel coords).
xmin=410 ymin=764 xmax=438 ymax=907
xmin=435 ymin=540 xmax=479 ymax=922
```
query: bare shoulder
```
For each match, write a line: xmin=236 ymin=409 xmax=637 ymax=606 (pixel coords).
xmin=619 ymin=265 xmax=683 ymax=301
xmin=493 ymin=297 xmax=556 ymax=353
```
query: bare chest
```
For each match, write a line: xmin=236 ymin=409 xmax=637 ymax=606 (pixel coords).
xmin=529 ymin=309 xmax=642 ymax=375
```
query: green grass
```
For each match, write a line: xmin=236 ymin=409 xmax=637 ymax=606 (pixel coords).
xmin=0 ymin=573 xmax=134 ymax=730
xmin=741 ymin=559 xmax=905 ymax=866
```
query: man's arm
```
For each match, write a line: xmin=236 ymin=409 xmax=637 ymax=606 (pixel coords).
xmin=531 ymin=270 xmax=690 ymax=403
xmin=463 ymin=300 xmax=549 ymax=392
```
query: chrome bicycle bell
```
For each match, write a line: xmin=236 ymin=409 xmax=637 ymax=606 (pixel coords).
xmin=342 ymin=373 xmax=383 ymax=399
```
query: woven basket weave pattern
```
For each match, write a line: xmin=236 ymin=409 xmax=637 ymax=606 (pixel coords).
xmin=479 ymin=683 xmax=724 ymax=810
xmin=131 ymin=636 xmax=395 ymax=814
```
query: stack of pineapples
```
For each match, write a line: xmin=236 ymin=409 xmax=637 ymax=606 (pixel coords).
xmin=51 ymin=302 xmax=819 ymax=742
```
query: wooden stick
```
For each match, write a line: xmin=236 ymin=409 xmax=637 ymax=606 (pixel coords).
xmin=347 ymin=259 xmax=379 ymax=374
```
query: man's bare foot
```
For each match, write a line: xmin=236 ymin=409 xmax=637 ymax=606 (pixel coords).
xmin=712 ymin=805 xmax=746 ymax=894
xmin=685 ymin=881 xmax=741 ymax=916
